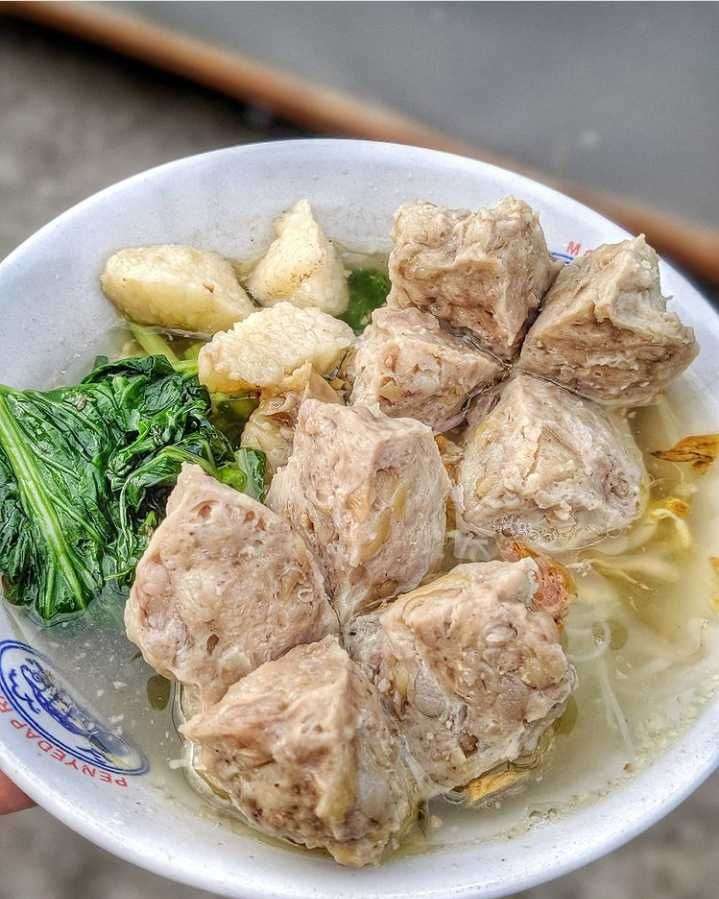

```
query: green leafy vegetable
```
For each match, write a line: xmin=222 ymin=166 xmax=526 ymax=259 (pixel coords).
xmin=0 ymin=355 xmax=265 ymax=623
xmin=339 ymin=268 xmax=390 ymax=333
xmin=126 ymin=323 xmax=258 ymax=446
xmin=128 ymin=321 xmax=181 ymax=365
xmin=127 ymin=322 xmax=198 ymax=375
xmin=183 ymin=340 xmax=206 ymax=363
xmin=217 ymin=447 xmax=267 ymax=500
xmin=210 ymin=393 xmax=259 ymax=446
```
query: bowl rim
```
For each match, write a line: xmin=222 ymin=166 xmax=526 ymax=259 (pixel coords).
xmin=1 ymin=138 xmax=718 ymax=899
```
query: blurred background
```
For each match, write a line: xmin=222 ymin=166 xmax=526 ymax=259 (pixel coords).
xmin=1 ymin=3 xmax=718 ymax=898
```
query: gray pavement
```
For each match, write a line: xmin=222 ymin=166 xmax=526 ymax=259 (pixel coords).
xmin=1 ymin=13 xmax=718 ymax=899
xmin=126 ymin=2 xmax=719 ymax=227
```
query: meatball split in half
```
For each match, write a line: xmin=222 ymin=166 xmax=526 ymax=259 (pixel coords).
xmin=266 ymin=399 xmax=450 ymax=622
xmin=346 ymin=558 xmax=575 ymax=795
xmin=349 ymin=306 xmax=506 ymax=432
xmin=125 ymin=465 xmax=337 ymax=706
xmin=458 ymin=374 xmax=647 ymax=552
xmin=520 ymin=236 xmax=697 ymax=407
xmin=388 ymin=197 xmax=560 ymax=359
xmin=182 ymin=636 xmax=420 ymax=867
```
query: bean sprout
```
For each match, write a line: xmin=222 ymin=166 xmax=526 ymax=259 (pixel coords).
xmin=597 ymin=656 xmax=635 ymax=759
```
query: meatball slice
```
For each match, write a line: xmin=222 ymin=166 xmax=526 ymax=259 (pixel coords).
xmin=519 ymin=236 xmax=698 ymax=407
xmin=457 ymin=374 xmax=647 ymax=552
xmin=349 ymin=306 xmax=506 ymax=432
xmin=241 ymin=362 xmax=342 ymax=475
xmin=346 ymin=559 xmax=575 ymax=795
xmin=388 ymin=197 xmax=560 ymax=359
xmin=198 ymin=302 xmax=354 ymax=393
xmin=102 ymin=245 xmax=254 ymax=333
xmin=182 ymin=636 xmax=419 ymax=867
xmin=125 ymin=465 xmax=337 ymax=706
xmin=247 ymin=199 xmax=350 ymax=315
xmin=266 ymin=399 xmax=449 ymax=622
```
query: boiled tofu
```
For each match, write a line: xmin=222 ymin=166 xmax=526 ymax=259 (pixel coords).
xmin=198 ymin=302 xmax=354 ymax=393
xmin=247 ymin=199 xmax=349 ymax=315
xmin=101 ymin=244 xmax=254 ymax=333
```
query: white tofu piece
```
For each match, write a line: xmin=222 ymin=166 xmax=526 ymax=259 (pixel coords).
xmin=101 ymin=244 xmax=254 ymax=333
xmin=247 ymin=199 xmax=350 ymax=315
xmin=198 ymin=302 xmax=354 ymax=393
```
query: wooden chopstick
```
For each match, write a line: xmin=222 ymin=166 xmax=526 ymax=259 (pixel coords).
xmin=6 ymin=1 xmax=719 ymax=287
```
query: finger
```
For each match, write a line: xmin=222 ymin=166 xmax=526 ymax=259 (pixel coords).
xmin=0 ymin=771 xmax=34 ymax=814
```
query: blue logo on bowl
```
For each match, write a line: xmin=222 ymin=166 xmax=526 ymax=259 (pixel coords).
xmin=0 ymin=640 xmax=148 ymax=775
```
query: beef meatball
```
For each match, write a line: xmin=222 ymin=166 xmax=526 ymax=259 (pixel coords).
xmin=457 ymin=374 xmax=647 ymax=552
xmin=266 ymin=399 xmax=449 ymax=622
xmin=388 ymin=197 xmax=559 ymax=359
xmin=125 ymin=465 xmax=337 ymax=706
xmin=519 ymin=236 xmax=698 ymax=407
xmin=346 ymin=559 xmax=575 ymax=795
xmin=182 ymin=636 xmax=419 ymax=867
xmin=349 ymin=306 xmax=506 ymax=432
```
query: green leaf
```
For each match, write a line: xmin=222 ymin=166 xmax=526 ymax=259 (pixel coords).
xmin=125 ymin=322 xmax=254 ymax=445
xmin=183 ymin=341 xmax=206 ymax=362
xmin=0 ymin=355 xmax=244 ymax=623
xmin=339 ymin=268 xmax=391 ymax=334
xmin=210 ymin=393 xmax=259 ymax=447
xmin=217 ymin=448 xmax=267 ymax=501
xmin=127 ymin=321 xmax=180 ymax=365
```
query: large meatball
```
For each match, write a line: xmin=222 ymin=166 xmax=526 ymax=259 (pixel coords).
xmin=519 ymin=236 xmax=698 ymax=407
xmin=349 ymin=306 xmax=506 ymax=432
xmin=346 ymin=559 xmax=575 ymax=795
xmin=388 ymin=197 xmax=559 ymax=359
xmin=457 ymin=374 xmax=648 ymax=552
xmin=182 ymin=636 xmax=419 ymax=867
xmin=125 ymin=465 xmax=337 ymax=706
xmin=266 ymin=399 xmax=450 ymax=622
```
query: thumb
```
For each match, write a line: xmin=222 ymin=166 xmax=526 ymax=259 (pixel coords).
xmin=0 ymin=770 xmax=34 ymax=814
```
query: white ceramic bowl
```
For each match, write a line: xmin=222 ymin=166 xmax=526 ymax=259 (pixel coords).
xmin=1 ymin=140 xmax=718 ymax=899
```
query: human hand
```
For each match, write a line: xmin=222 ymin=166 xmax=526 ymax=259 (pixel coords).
xmin=0 ymin=770 xmax=34 ymax=814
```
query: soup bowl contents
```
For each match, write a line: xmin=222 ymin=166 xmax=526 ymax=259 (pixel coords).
xmin=1 ymin=142 xmax=718 ymax=896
